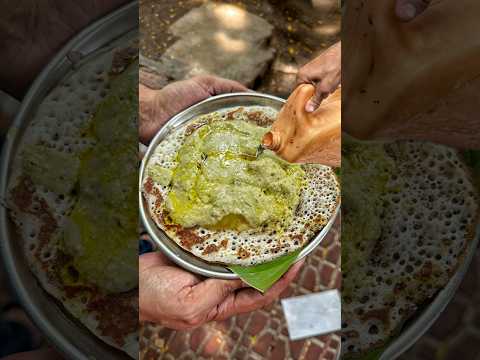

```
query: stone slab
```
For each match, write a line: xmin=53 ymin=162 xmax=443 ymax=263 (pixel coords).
xmin=158 ymin=2 xmax=275 ymax=87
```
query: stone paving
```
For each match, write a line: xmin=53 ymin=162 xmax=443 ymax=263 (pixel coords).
xmin=156 ymin=2 xmax=275 ymax=87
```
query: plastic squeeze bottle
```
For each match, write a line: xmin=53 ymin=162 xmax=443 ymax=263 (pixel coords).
xmin=262 ymin=84 xmax=341 ymax=167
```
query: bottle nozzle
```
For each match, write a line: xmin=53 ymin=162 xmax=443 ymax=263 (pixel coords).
xmin=262 ymin=131 xmax=282 ymax=151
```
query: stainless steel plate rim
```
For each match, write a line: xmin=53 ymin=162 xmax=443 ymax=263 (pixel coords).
xmin=139 ymin=92 xmax=340 ymax=279
xmin=0 ymin=3 xmax=137 ymax=360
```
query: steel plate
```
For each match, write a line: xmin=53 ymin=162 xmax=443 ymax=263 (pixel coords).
xmin=139 ymin=92 xmax=340 ymax=279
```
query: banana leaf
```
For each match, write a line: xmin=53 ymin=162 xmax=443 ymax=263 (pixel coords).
xmin=464 ymin=150 xmax=480 ymax=189
xmin=229 ymin=249 xmax=301 ymax=292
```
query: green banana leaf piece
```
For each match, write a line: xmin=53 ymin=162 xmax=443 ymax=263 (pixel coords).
xmin=464 ymin=150 xmax=480 ymax=189
xmin=229 ymin=249 xmax=301 ymax=292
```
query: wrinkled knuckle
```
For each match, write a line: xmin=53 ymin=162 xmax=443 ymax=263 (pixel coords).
xmin=184 ymin=314 xmax=203 ymax=327
xmin=197 ymin=74 xmax=214 ymax=84
xmin=192 ymin=74 xmax=207 ymax=81
xmin=194 ymin=75 xmax=216 ymax=93
xmin=327 ymin=77 xmax=340 ymax=89
xmin=208 ymin=306 xmax=220 ymax=321
xmin=192 ymin=75 xmax=211 ymax=87
xmin=316 ymin=81 xmax=331 ymax=93
xmin=182 ymin=291 xmax=196 ymax=304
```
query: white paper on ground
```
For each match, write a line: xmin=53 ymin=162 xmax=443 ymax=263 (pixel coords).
xmin=281 ymin=289 xmax=341 ymax=341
